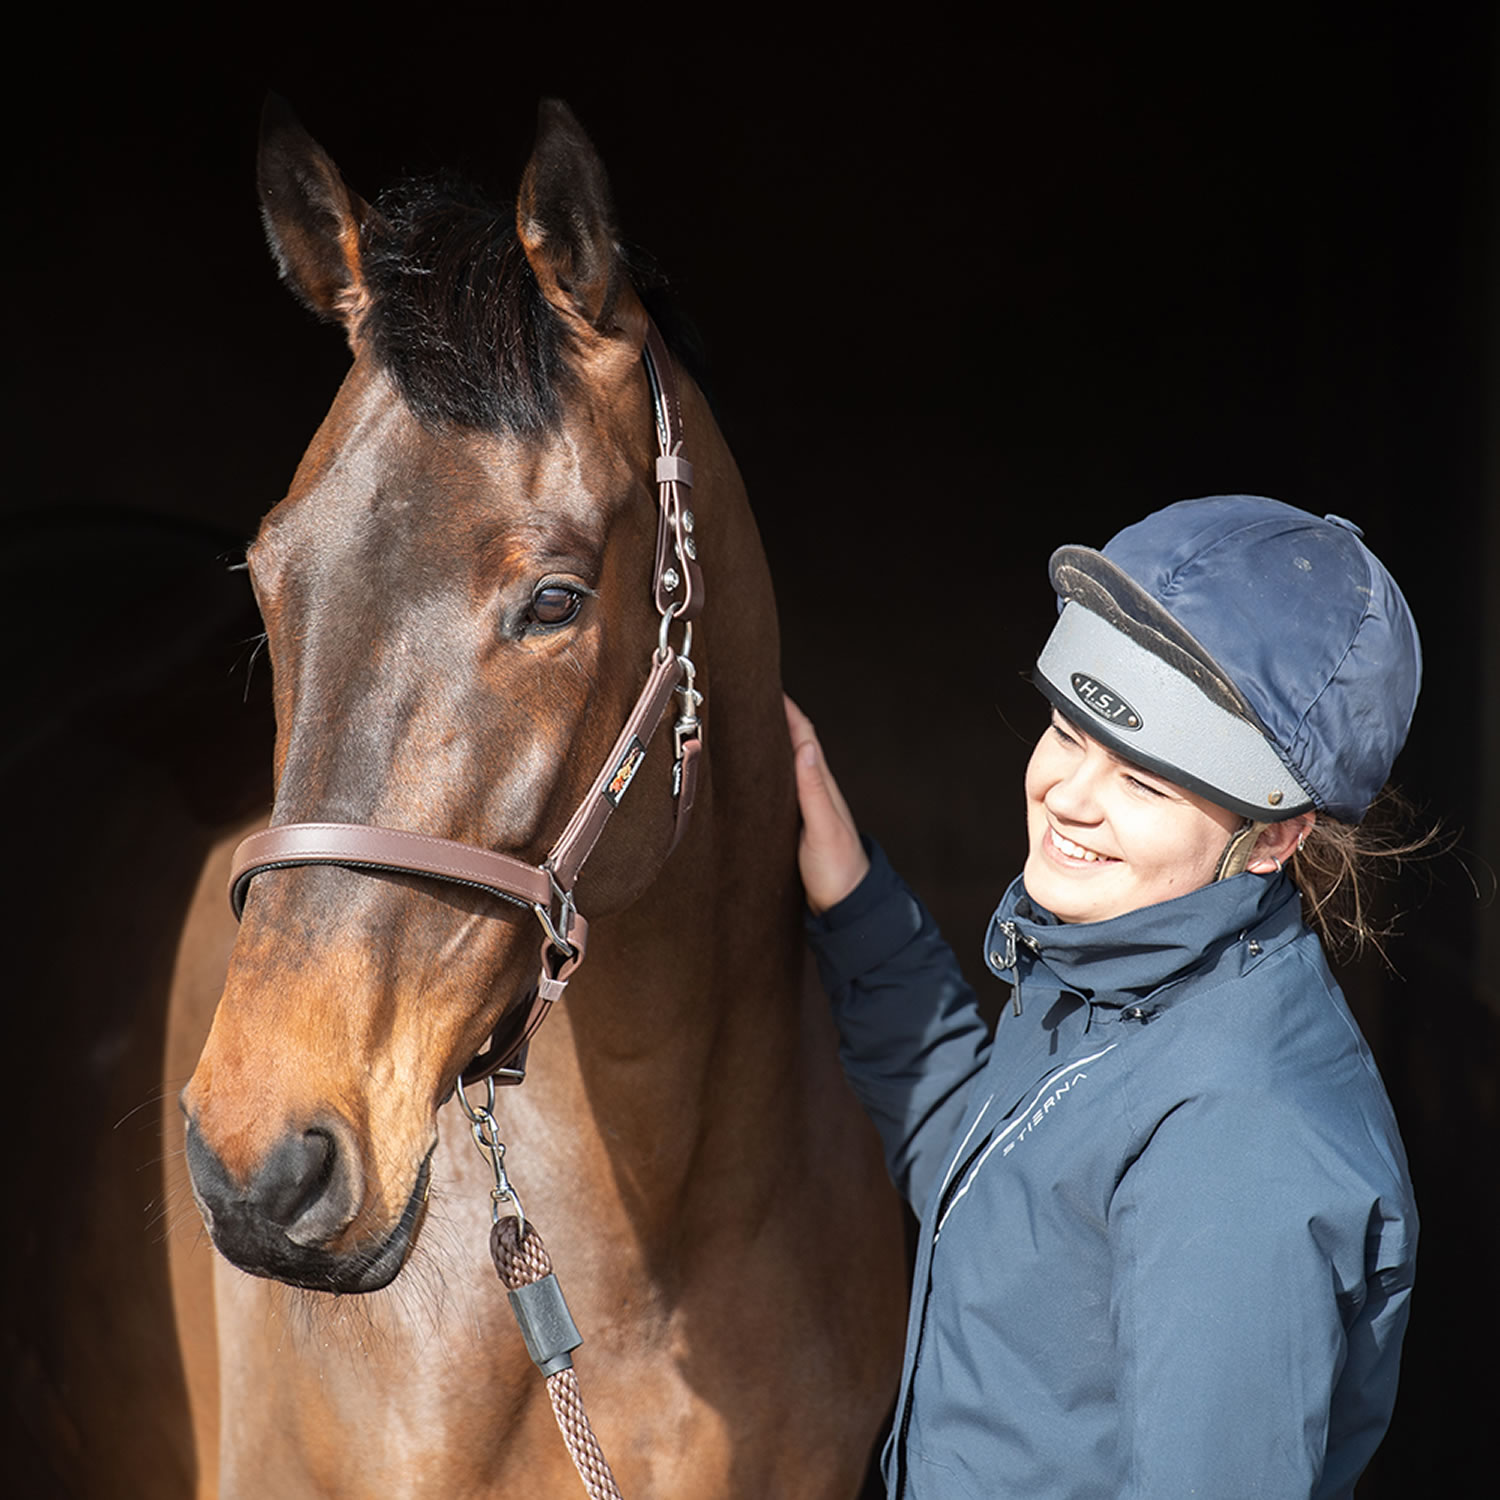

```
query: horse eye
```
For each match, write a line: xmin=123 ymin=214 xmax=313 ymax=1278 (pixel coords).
xmin=530 ymin=585 xmax=583 ymax=627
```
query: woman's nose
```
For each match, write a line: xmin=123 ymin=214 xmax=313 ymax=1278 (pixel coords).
xmin=1045 ymin=757 xmax=1103 ymax=821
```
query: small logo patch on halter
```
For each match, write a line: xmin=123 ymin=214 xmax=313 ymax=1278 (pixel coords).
xmin=605 ymin=737 xmax=647 ymax=805
xmin=1070 ymin=674 xmax=1142 ymax=730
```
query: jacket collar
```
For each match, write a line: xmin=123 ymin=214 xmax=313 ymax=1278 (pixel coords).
xmin=984 ymin=870 xmax=1305 ymax=1013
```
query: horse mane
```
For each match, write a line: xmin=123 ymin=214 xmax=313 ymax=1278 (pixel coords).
xmin=358 ymin=176 xmax=570 ymax=434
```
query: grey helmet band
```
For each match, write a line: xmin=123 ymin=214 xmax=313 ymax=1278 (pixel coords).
xmin=1035 ymin=603 xmax=1316 ymax=822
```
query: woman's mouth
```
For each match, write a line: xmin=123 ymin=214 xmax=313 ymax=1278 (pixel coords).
xmin=1047 ymin=828 xmax=1117 ymax=864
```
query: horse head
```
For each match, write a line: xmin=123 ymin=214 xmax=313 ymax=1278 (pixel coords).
xmin=181 ymin=100 xmax=728 ymax=1294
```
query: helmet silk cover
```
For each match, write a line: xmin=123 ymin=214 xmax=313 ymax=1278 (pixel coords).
xmin=1034 ymin=496 xmax=1422 ymax=825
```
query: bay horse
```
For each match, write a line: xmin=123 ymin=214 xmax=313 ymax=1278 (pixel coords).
xmin=162 ymin=99 xmax=905 ymax=1497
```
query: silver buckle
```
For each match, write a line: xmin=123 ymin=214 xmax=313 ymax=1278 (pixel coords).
xmin=532 ymin=867 xmax=578 ymax=960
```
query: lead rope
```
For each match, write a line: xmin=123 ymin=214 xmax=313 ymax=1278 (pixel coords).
xmin=490 ymin=1219 xmax=623 ymax=1500
xmin=458 ymin=1079 xmax=624 ymax=1500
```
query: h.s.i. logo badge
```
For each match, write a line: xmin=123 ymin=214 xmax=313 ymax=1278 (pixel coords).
xmin=1070 ymin=674 xmax=1142 ymax=730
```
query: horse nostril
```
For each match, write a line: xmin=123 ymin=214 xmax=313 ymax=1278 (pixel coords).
xmin=184 ymin=1116 xmax=364 ymax=1265
xmin=249 ymin=1125 xmax=362 ymax=1250
xmin=258 ymin=1127 xmax=338 ymax=1229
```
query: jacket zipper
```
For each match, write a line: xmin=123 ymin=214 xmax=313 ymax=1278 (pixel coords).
xmin=991 ymin=920 xmax=1040 ymax=1015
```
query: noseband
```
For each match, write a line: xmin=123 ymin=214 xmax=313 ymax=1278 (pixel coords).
xmin=226 ymin=322 xmax=704 ymax=1088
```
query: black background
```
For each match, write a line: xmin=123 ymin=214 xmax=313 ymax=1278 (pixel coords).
xmin=8 ymin=6 xmax=1496 ymax=1494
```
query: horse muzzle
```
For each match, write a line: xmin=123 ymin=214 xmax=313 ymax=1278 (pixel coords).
xmin=183 ymin=1113 xmax=430 ymax=1293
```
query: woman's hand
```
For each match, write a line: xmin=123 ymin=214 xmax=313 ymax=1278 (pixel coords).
xmin=784 ymin=694 xmax=871 ymax=914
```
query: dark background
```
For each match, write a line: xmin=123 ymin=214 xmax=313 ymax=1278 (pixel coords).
xmin=7 ymin=6 xmax=1495 ymax=1494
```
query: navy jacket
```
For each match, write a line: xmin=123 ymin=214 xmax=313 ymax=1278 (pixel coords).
xmin=808 ymin=843 xmax=1416 ymax=1499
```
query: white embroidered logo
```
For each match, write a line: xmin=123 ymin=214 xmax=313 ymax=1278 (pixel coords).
xmin=935 ymin=1043 xmax=1118 ymax=1235
xmin=1001 ymin=1066 xmax=1092 ymax=1157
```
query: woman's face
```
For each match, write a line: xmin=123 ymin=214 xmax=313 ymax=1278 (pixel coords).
xmin=1023 ymin=710 xmax=1243 ymax=924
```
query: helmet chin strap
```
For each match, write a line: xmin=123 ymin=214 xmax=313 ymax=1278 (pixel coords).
xmin=1214 ymin=820 xmax=1269 ymax=880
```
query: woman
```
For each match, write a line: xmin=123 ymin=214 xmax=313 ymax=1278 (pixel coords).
xmin=789 ymin=496 xmax=1420 ymax=1499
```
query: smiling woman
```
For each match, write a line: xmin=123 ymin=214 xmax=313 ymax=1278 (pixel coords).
xmin=788 ymin=494 xmax=1424 ymax=1499
xmin=1022 ymin=709 xmax=1270 ymax=923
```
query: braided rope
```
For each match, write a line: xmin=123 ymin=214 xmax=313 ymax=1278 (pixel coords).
xmin=544 ymin=1368 xmax=624 ymax=1500
xmin=491 ymin=1217 xmax=624 ymax=1500
xmin=492 ymin=1214 xmax=555 ymax=1283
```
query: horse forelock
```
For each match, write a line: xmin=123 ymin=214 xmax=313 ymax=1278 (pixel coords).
xmin=357 ymin=176 xmax=711 ymax=439
xmin=358 ymin=175 xmax=571 ymax=435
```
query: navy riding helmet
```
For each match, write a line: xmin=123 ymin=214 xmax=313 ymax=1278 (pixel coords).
xmin=1033 ymin=495 xmax=1421 ymax=826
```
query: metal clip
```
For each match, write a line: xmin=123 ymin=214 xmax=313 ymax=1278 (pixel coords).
xmin=658 ymin=610 xmax=694 ymax=664
xmin=455 ymin=1076 xmax=527 ymax=1234
xmin=671 ymin=645 xmax=702 ymax=794
xmin=675 ymin=655 xmax=701 ymax=734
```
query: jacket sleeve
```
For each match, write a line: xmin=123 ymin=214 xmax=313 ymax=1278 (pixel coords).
xmin=804 ymin=838 xmax=992 ymax=1213
xmin=1109 ymin=1088 xmax=1414 ymax=1499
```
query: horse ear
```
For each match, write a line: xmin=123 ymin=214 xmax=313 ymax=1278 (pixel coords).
xmin=517 ymin=100 xmax=640 ymax=341
xmin=257 ymin=96 xmax=371 ymax=335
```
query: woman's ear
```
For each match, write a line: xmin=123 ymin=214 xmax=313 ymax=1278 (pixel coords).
xmin=1248 ymin=812 xmax=1317 ymax=874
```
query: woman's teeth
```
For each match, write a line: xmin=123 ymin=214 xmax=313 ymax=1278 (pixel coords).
xmin=1053 ymin=831 xmax=1108 ymax=862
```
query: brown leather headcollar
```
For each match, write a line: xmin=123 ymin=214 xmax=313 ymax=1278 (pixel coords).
xmin=227 ymin=320 xmax=704 ymax=1086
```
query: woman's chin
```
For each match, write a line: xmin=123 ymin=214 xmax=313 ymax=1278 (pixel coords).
xmin=1024 ymin=851 xmax=1124 ymax=925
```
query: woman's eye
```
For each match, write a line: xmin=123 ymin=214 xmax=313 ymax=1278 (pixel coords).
xmin=1125 ymin=774 xmax=1165 ymax=797
xmin=530 ymin=585 xmax=583 ymax=627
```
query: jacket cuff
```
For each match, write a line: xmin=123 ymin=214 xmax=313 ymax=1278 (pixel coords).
xmin=805 ymin=838 xmax=926 ymax=987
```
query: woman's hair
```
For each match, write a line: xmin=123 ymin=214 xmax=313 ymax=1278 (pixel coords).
xmin=1289 ymin=784 xmax=1444 ymax=962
